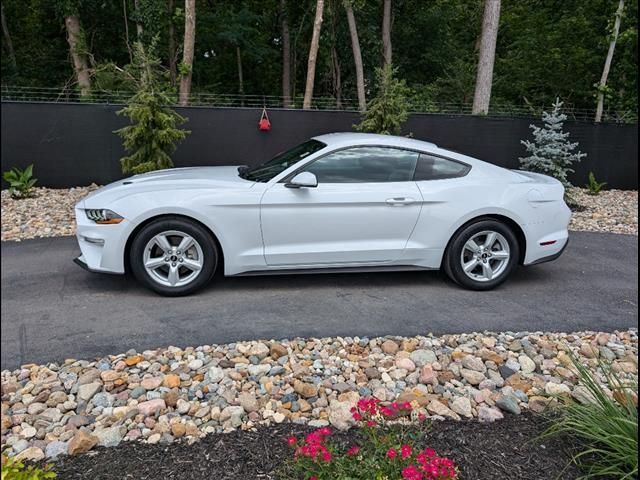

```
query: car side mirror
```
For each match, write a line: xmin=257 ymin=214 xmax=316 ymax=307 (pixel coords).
xmin=285 ymin=171 xmax=318 ymax=188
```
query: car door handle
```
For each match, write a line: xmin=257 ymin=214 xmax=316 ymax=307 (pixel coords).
xmin=385 ymin=197 xmax=415 ymax=206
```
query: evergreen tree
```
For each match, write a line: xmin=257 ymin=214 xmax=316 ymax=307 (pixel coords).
xmin=115 ymin=40 xmax=189 ymax=174
xmin=355 ymin=65 xmax=409 ymax=135
xmin=519 ymin=99 xmax=586 ymax=187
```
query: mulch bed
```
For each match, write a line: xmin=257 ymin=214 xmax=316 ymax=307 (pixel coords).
xmin=48 ymin=413 xmax=580 ymax=480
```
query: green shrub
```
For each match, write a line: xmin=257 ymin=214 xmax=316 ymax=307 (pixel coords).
xmin=1 ymin=454 xmax=56 ymax=480
xmin=585 ymin=172 xmax=607 ymax=195
xmin=355 ymin=65 xmax=410 ymax=136
xmin=2 ymin=164 xmax=37 ymax=199
xmin=114 ymin=40 xmax=190 ymax=175
xmin=279 ymin=398 xmax=458 ymax=480
xmin=542 ymin=354 xmax=638 ymax=479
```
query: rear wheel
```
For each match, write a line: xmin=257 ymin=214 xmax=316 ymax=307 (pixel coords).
xmin=130 ymin=217 xmax=217 ymax=296
xmin=443 ymin=220 xmax=519 ymax=290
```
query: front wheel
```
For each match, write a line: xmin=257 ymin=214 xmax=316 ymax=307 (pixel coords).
xmin=130 ymin=217 xmax=218 ymax=296
xmin=443 ymin=220 xmax=519 ymax=291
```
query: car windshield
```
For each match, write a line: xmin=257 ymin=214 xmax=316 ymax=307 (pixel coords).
xmin=239 ymin=139 xmax=327 ymax=182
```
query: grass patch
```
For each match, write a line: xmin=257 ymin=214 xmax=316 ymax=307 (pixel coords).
xmin=542 ymin=354 xmax=638 ymax=479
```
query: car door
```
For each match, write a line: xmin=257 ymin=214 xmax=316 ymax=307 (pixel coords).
xmin=260 ymin=146 xmax=423 ymax=266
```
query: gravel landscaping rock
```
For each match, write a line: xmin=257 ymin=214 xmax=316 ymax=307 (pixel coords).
xmin=1 ymin=329 xmax=636 ymax=461
xmin=1 ymin=186 xmax=99 ymax=241
xmin=568 ymin=187 xmax=638 ymax=235
xmin=1 ymin=185 xmax=636 ymax=242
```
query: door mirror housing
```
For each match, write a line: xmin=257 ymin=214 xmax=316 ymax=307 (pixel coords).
xmin=285 ymin=171 xmax=318 ymax=188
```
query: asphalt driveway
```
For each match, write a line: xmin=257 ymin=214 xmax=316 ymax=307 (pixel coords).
xmin=1 ymin=231 xmax=637 ymax=370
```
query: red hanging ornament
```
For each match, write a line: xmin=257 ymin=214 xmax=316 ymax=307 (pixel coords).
xmin=258 ymin=107 xmax=271 ymax=131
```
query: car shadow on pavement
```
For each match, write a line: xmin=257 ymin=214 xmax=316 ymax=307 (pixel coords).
xmin=66 ymin=262 xmax=553 ymax=298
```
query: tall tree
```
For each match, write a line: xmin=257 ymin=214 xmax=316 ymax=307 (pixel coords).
xmin=329 ymin=2 xmax=342 ymax=108
xmin=236 ymin=46 xmax=244 ymax=101
xmin=64 ymin=13 xmax=92 ymax=97
xmin=280 ymin=0 xmax=292 ymax=107
xmin=303 ymin=0 xmax=325 ymax=109
xmin=178 ymin=0 xmax=196 ymax=106
xmin=472 ymin=0 xmax=501 ymax=115
xmin=344 ymin=0 xmax=365 ymax=111
xmin=381 ymin=0 xmax=392 ymax=67
xmin=168 ymin=0 xmax=177 ymax=85
xmin=595 ymin=0 xmax=625 ymax=123
xmin=134 ymin=0 xmax=144 ymax=38
xmin=0 ymin=2 xmax=16 ymax=71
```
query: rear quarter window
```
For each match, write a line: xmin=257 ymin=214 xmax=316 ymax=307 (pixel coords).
xmin=413 ymin=154 xmax=471 ymax=181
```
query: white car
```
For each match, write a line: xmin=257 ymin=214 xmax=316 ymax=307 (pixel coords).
xmin=74 ymin=132 xmax=570 ymax=296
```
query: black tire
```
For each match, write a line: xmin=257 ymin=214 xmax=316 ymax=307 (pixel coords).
xmin=443 ymin=219 xmax=519 ymax=291
xmin=130 ymin=216 xmax=218 ymax=296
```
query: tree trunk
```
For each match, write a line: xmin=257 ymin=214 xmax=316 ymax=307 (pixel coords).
xmin=595 ymin=0 xmax=624 ymax=123
xmin=178 ymin=0 xmax=196 ymax=106
xmin=134 ymin=0 xmax=144 ymax=38
xmin=280 ymin=0 xmax=292 ymax=107
xmin=1 ymin=2 xmax=16 ymax=71
xmin=64 ymin=15 xmax=91 ymax=98
xmin=345 ymin=1 xmax=365 ymax=111
xmin=472 ymin=0 xmax=501 ymax=115
xmin=303 ymin=0 xmax=325 ymax=110
xmin=291 ymin=11 xmax=307 ymax=105
xmin=168 ymin=0 xmax=176 ymax=85
xmin=381 ymin=0 xmax=392 ymax=67
xmin=236 ymin=46 xmax=245 ymax=105
xmin=122 ymin=0 xmax=133 ymax=62
xmin=331 ymin=43 xmax=342 ymax=109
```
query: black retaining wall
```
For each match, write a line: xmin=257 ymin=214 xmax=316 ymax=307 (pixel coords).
xmin=1 ymin=102 xmax=637 ymax=189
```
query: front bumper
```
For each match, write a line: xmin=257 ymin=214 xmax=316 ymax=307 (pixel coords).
xmin=73 ymin=254 xmax=122 ymax=274
xmin=74 ymin=206 xmax=129 ymax=274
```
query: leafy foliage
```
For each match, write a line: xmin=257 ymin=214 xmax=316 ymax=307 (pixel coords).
xmin=541 ymin=354 xmax=638 ymax=479
xmin=114 ymin=41 xmax=189 ymax=175
xmin=2 ymin=164 xmax=37 ymax=199
xmin=1 ymin=454 xmax=56 ymax=480
xmin=519 ymin=99 xmax=586 ymax=187
xmin=355 ymin=65 xmax=410 ymax=135
xmin=585 ymin=172 xmax=607 ymax=195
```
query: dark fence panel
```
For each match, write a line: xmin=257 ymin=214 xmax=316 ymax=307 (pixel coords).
xmin=1 ymin=102 xmax=637 ymax=189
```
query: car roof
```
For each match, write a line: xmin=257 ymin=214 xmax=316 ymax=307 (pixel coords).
xmin=311 ymin=132 xmax=438 ymax=151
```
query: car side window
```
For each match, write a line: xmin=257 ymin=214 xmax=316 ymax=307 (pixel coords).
xmin=302 ymin=147 xmax=419 ymax=183
xmin=414 ymin=154 xmax=470 ymax=181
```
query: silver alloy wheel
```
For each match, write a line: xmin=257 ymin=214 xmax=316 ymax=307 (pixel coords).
xmin=460 ymin=230 xmax=511 ymax=282
xmin=142 ymin=230 xmax=204 ymax=287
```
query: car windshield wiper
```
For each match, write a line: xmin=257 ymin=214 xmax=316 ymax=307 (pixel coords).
xmin=237 ymin=165 xmax=250 ymax=179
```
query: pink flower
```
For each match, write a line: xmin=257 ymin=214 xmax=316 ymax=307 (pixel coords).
xmin=352 ymin=412 xmax=362 ymax=421
xmin=387 ymin=448 xmax=398 ymax=459
xmin=308 ymin=477 xmax=317 ymax=480
xmin=287 ymin=436 xmax=297 ymax=446
xmin=425 ymin=448 xmax=436 ymax=458
xmin=322 ymin=450 xmax=332 ymax=462
xmin=401 ymin=444 xmax=413 ymax=459
xmin=347 ymin=446 xmax=360 ymax=456
xmin=402 ymin=402 xmax=412 ymax=410
xmin=401 ymin=465 xmax=423 ymax=480
xmin=366 ymin=420 xmax=376 ymax=427
xmin=418 ymin=414 xmax=427 ymax=422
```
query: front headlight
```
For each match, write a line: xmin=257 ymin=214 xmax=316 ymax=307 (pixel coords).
xmin=85 ymin=209 xmax=124 ymax=224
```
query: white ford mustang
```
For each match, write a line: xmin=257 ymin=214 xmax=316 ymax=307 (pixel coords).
xmin=74 ymin=132 xmax=570 ymax=295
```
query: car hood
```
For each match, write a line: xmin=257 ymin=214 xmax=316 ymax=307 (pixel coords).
xmin=81 ymin=166 xmax=255 ymax=207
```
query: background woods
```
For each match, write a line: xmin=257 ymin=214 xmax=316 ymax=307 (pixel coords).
xmin=0 ymin=0 xmax=637 ymax=121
